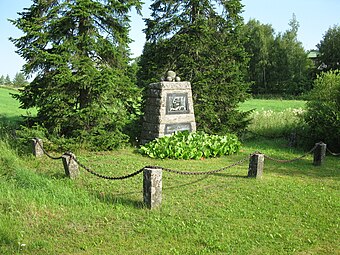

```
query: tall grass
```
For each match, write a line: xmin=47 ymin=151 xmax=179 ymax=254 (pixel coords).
xmin=247 ymin=108 xmax=306 ymax=138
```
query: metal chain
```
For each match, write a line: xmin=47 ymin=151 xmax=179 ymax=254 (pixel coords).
xmin=35 ymin=137 xmax=330 ymax=180
xmin=260 ymin=143 xmax=319 ymax=163
xmin=327 ymin=148 xmax=340 ymax=156
xmin=64 ymin=153 xmax=144 ymax=180
xmin=145 ymin=154 xmax=253 ymax=175
xmin=36 ymin=139 xmax=64 ymax=160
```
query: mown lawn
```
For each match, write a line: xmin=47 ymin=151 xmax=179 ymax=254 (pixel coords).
xmin=0 ymin=88 xmax=339 ymax=254
xmin=0 ymin=139 xmax=339 ymax=255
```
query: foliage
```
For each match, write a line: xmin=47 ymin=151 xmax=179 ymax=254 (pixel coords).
xmin=243 ymin=15 xmax=313 ymax=96
xmin=138 ymin=0 xmax=252 ymax=135
xmin=317 ymin=25 xmax=340 ymax=71
xmin=242 ymin=19 xmax=274 ymax=93
xmin=0 ymin=75 xmax=4 ymax=84
xmin=9 ymin=0 xmax=143 ymax=150
xmin=304 ymin=70 xmax=340 ymax=149
xmin=139 ymin=131 xmax=241 ymax=159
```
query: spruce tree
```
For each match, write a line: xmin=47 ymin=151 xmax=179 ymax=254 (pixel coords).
xmin=12 ymin=72 xmax=29 ymax=87
xmin=10 ymin=0 xmax=142 ymax=149
xmin=0 ymin=75 xmax=5 ymax=85
xmin=138 ymin=0 xmax=251 ymax=134
xmin=4 ymin=75 xmax=12 ymax=86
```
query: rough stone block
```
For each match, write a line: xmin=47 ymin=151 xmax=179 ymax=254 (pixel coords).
xmin=313 ymin=142 xmax=326 ymax=166
xmin=143 ymin=168 xmax=162 ymax=209
xmin=248 ymin=153 xmax=264 ymax=178
xmin=32 ymin=138 xmax=44 ymax=157
xmin=62 ymin=153 xmax=79 ymax=179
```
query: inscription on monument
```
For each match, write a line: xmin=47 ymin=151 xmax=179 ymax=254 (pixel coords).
xmin=166 ymin=93 xmax=189 ymax=114
xmin=165 ymin=123 xmax=192 ymax=134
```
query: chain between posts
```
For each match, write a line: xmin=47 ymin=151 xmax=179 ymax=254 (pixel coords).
xmin=259 ymin=143 xmax=319 ymax=163
xmin=64 ymin=152 xmax=145 ymax=180
xmin=327 ymin=148 xmax=340 ymax=156
xmin=35 ymin=138 xmax=331 ymax=180
xmin=36 ymin=139 xmax=64 ymax=160
xmin=146 ymin=154 xmax=253 ymax=175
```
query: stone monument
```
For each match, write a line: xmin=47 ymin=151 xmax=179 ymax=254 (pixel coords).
xmin=140 ymin=71 xmax=196 ymax=145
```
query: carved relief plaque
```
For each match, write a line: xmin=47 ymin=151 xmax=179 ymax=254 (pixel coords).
xmin=166 ymin=93 xmax=189 ymax=114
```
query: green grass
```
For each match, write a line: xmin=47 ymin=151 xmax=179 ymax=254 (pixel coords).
xmin=0 ymin=87 xmax=24 ymax=117
xmin=0 ymin=139 xmax=339 ymax=254
xmin=239 ymin=99 xmax=307 ymax=139
xmin=239 ymin=99 xmax=306 ymax=112
xmin=0 ymin=90 xmax=339 ymax=254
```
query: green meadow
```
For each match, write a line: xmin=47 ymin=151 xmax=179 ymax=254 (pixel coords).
xmin=0 ymin=88 xmax=339 ymax=254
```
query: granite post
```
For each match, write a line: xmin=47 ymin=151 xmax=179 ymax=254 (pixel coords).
xmin=313 ymin=142 xmax=326 ymax=166
xmin=62 ymin=153 xmax=79 ymax=179
xmin=143 ymin=167 xmax=162 ymax=209
xmin=248 ymin=153 xmax=264 ymax=178
xmin=32 ymin=138 xmax=44 ymax=157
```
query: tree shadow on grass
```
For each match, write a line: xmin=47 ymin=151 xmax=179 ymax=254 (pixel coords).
xmin=163 ymin=175 xmax=209 ymax=190
xmin=260 ymin=157 xmax=340 ymax=179
xmin=211 ymin=173 xmax=248 ymax=178
xmin=95 ymin=191 xmax=145 ymax=209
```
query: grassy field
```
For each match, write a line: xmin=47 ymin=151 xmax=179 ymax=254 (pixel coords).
xmin=239 ymin=99 xmax=306 ymax=112
xmin=0 ymin=88 xmax=339 ymax=254
xmin=0 ymin=87 xmax=35 ymax=123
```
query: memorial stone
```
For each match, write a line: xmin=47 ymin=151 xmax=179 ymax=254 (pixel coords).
xmin=140 ymin=71 xmax=196 ymax=144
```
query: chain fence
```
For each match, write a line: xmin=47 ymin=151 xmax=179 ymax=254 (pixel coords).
xmin=33 ymin=139 xmax=335 ymax=181
xmin=145 ymin=154 xmax=253 ymax=176
xmin=259 ymin=143 xmax=319 ymax=163
xmin=36 ymin=139 xmax=64 ymax=160
xmin=327 ymin=148 xmax=340 ymax=156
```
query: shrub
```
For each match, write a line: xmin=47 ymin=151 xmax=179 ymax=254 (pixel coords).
xmin=304 ymin=70 xmax=340 ymax=149
xmin=139 ymin=131 xmax=241 ymax=160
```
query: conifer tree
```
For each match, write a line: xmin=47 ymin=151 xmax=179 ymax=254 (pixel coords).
xmin=10 ymin=0 xmax=142 ymax=149
xmin=0 ymin=75 xmax=5 ymax=85
xmin=4 ymin=75 xmax=12 ymax=85
xmin=138 ymin=0 xmax=251 ymax=134
xmin=12 ymin=72 xmax=29 ymax=87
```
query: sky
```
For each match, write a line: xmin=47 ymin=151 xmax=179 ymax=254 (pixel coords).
xmin=0 ymin=0 xmax=339 ymax=80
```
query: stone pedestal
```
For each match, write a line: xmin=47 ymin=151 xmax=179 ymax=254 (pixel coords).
xmin=140 ymin=81 xmax=196 ymax=144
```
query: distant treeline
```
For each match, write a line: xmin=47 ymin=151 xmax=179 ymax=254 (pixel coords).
xmin=0 ymin=72 xmax=29 ymax=87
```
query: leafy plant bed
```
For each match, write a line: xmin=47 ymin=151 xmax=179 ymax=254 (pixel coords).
xmin=140 ymin=131 xmax=241 ymax=159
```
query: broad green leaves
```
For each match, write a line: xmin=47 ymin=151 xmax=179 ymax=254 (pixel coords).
xmin=140 ymin=131 xmax=241 ymax=160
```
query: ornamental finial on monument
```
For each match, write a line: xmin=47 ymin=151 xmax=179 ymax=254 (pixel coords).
xmin=164 ymin=70 xmax=181 ymax=82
